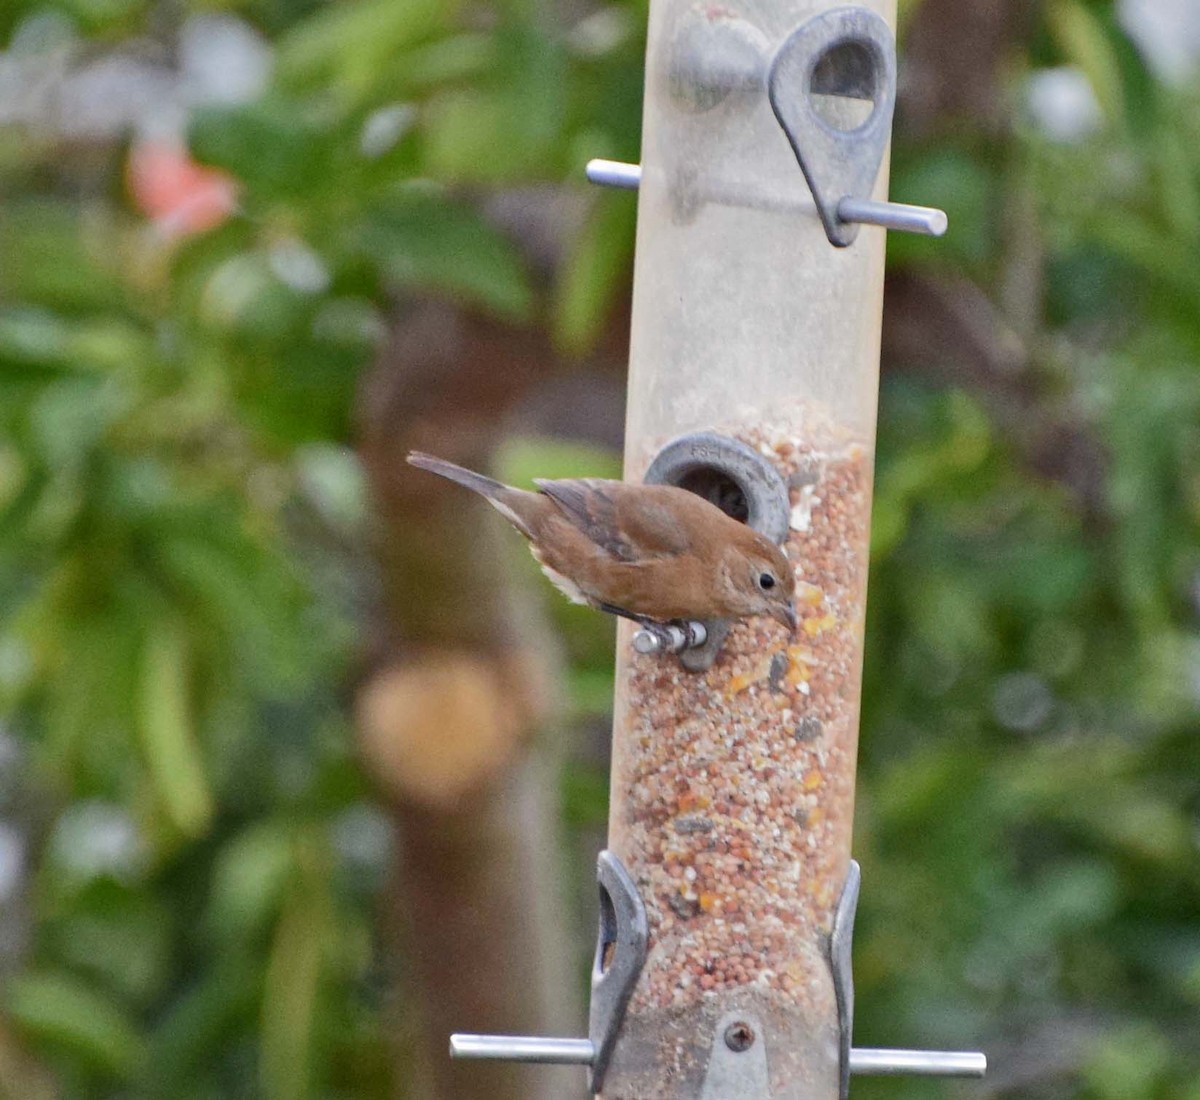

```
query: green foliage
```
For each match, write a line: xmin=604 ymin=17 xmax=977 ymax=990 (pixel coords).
xmin=7 ymin=971 xmax=146 ymax=1079
xmin=554 ymin=189 xmax=639 ymax=353
xmin=352 ymin=187 xmax=534 ymax=320
xmin=851 ymin=24 xmax=1200 ymax=1095
xmin=0 ymin=0 xmax=643 ymax=1093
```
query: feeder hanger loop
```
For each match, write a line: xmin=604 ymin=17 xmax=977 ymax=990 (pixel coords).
xmin=586 ymin=5 xmax=947 ymax=248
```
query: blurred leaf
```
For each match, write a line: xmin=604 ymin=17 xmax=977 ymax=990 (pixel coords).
xmin=137 ymin=622 xmax=213 ymax=838
xmin=887 ymin=150 xmax=994 ymax=268
xmin=495 ymin=435 xmax=622 ymax=487
xmin=30 ymin=378 xmax=127 ymax=473
xmin=1082 ymin=1025 xmax=1172 ymax=1100
xmin=149 ymin=951 xmax=262 ymax=1084
xmin=553 ymin=189 xmax=636 ymax=354
xmin=189 ymin=101 xmax=334 ymax=203
xmin=566 ymin=667 xmax=617 ymax=719
xmin=0 ymin=201 xmax=126 ymax=313
xmin=51 ymin=894 xmax=171 ymax=1005
xmin=561 ymin=763 xmax=608 ymax=828
xmin=276 ymin=0 xmax=451 ymax=108
xmin=421 ymin=24 xmax=567 ymax=181
xmin=0 ymin=307 xmax=74 ymax=368
xmin=356 ymin=189 xmax=532 ymax=320
xmin=260 ymin=871 xmax=330 ymax=1100
xmin=152 ymin=524 xmax=313 ymax=688
xmin=400 ymin=32 xmax=496 ymax=91
xmin=197 ymin=252 xmax=311 ymax=341
xmin=871 ymin=390 xmax=992 ymax=557
xmin=6 ymin=971 xmax=145 ymax=1079
xmin=1046 ymin=0 xmax=1126 ymax=128
xmin=207 ymin=822 xmax=296 ymax=942
xmin=59 ymin=0 xmax=145 ymax=33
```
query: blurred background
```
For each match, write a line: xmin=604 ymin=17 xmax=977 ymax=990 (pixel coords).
xmin=2 ymin=0 xmax=1200 ymax=1098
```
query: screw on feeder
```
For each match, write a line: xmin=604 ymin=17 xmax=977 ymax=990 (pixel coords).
xmin=724 ymin=1021 xmax=756 ymax=1053
xmin=701 ymin=1012 xmax=771 ymax=1097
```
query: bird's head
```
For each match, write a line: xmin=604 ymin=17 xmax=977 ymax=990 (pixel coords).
xmin=719 ymin=530 xmax=797 ymax=633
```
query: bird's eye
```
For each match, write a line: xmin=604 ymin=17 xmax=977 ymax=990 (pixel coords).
xmin=758 ymin=573 xmax=776 ymax=591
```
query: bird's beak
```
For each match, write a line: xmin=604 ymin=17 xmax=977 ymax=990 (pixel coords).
xmin=773 ymin=602 xmax=798 ymax=635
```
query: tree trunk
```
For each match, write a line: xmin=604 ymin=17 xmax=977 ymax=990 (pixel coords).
xmin=355 ymin=300 xmax=586 ymax=1100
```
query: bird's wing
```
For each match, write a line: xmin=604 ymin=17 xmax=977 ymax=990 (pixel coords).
xmin=534 ymin=479 xmax=691 ymax=561
xmin=534 ymin=479 xmax=632 ymax=560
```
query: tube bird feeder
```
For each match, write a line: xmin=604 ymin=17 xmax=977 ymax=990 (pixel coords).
xmin=452 ymin=1 xmax=985 ymax=1097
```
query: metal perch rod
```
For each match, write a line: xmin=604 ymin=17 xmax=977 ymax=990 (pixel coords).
xmin=585 ymin=159 xmax=948 ymax=237
xmin=450 ymin=1035 xmax=597 ymax=1065
xmin=449 ymin=1034 xmax=987 ymax=1077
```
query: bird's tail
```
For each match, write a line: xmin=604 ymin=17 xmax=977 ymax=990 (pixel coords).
xmin=406 ymin=451 xmax=507 ymax=500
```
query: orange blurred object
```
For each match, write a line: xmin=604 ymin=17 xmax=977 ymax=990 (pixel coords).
xmin=127 ymin=141 xmax=237 ymax=237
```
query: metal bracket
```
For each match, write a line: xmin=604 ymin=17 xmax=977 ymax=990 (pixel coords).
xmin=700 ymin=1012 xmax=771 ymax=1099
xmin=448 ymin=850 xmax=647 ymax=1092
xmin=827 ymin=860 xmax=988 ymax=1091
xmin=450 ymin=1035 xmax=987 ymax=1080
xmin=639 ymin=431 xmax=791 ymax=672
xmin=587 ymin=6 xmax=947 ymax=245
xmin=830 ymin=859 xmax=861 ymax=1100
xmin=450 ymin=857 xmax=987 ymax=1089
xmin=768 ymin=7 xmax=930 ymax=247
xmin=588 ymin=850 xmax=649 ymax=1093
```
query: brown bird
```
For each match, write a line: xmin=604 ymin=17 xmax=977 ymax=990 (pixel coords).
xmin=406 ymin=452 xmax=797 ymax=633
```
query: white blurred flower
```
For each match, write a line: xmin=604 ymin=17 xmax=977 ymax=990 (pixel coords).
xmin=992 ymin=672 xmax=1055 ymax=733
xmin=1118 ymin=0 xmax=1200 ymax=84
xmin=180 ymin=13 xmax=272 ymax=105
xmin=49 ymin=801 xmax=146 ymax=883
xmin=359 ymin=103 xmax=416 ymax=159
xmin=268 ymin=239 xmax=331 ymax=294
xmin=1024 ymin=67 xmax=1103 ymax=144
xmin=296 ymin=444 xmax=368 ymax=533
xmin=330 ymin=804 xmax=393 ymax=875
